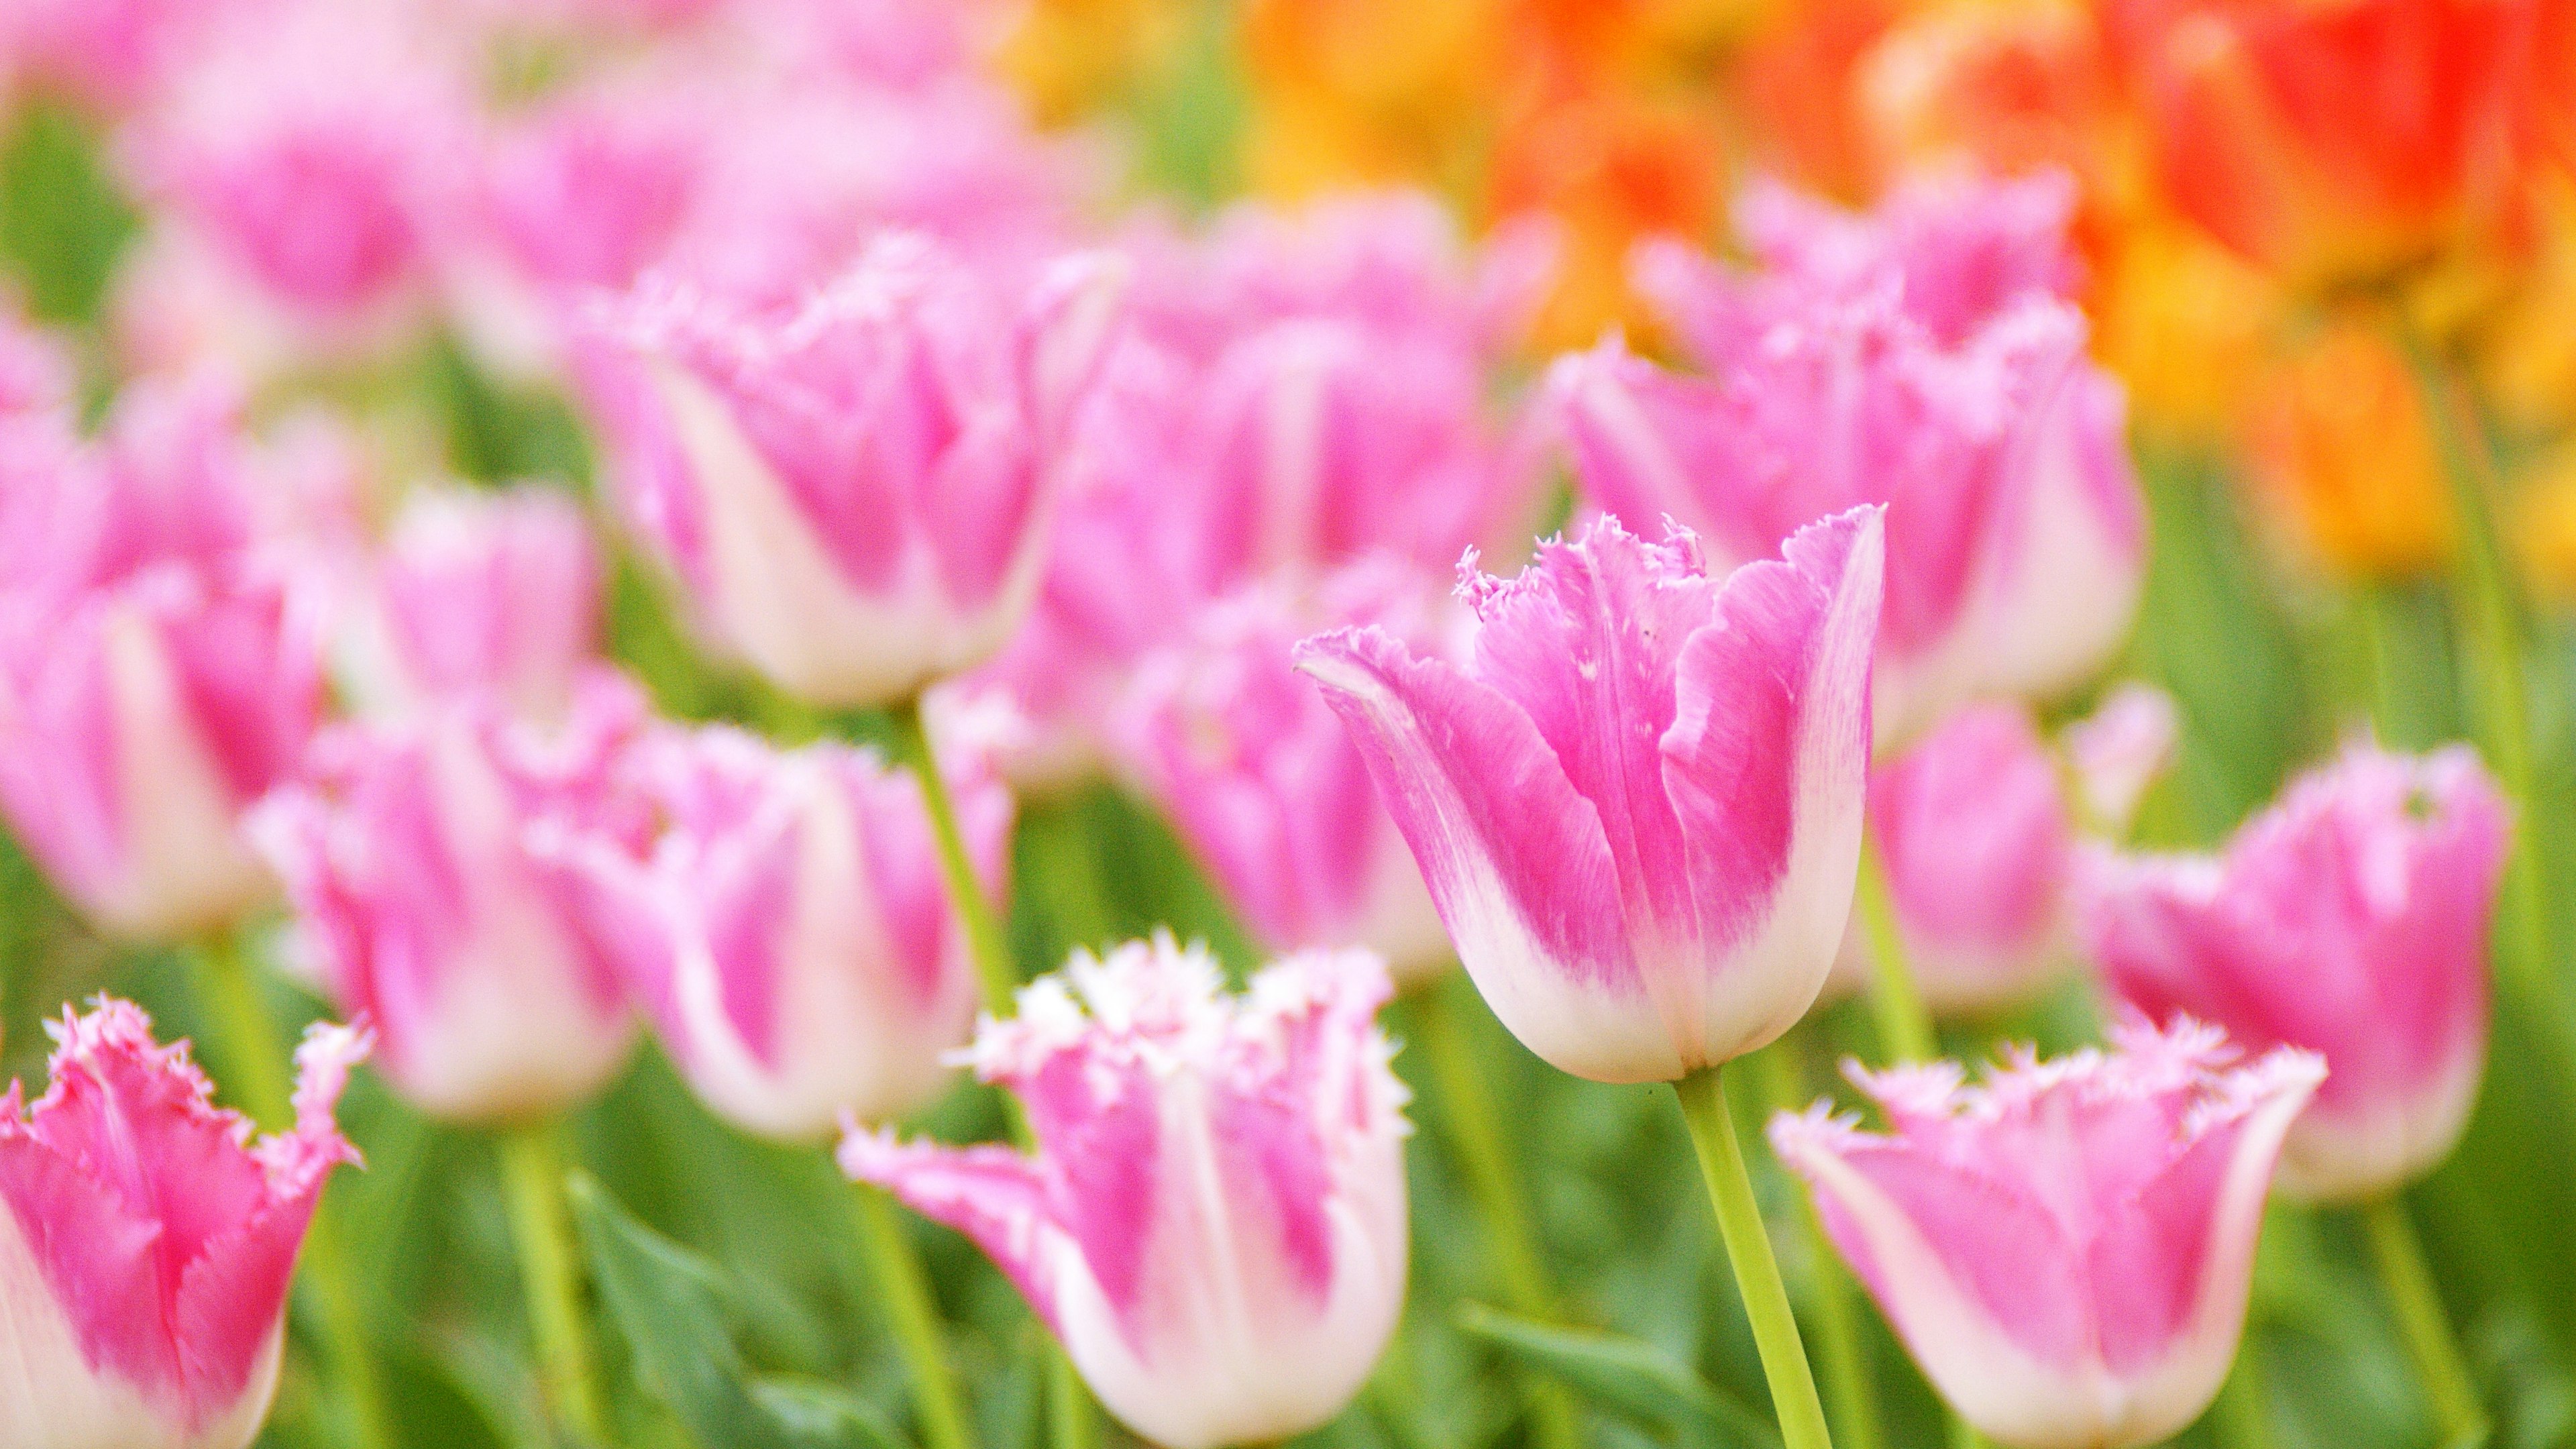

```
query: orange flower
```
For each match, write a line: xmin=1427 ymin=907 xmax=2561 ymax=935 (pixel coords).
xmin=1240 ymin=0 xmax=1495 ymax=197
xmin=996 ymin=0 xmax=1195 ymax=125
xmin=2105 ymin=0 xmax=2536 ymax=286
xmin=2096 ymin=217 xmax=2286 ymax=442
xmin=1734 ymin=0 xmax=1896 ymax=203
xmin=2247 ymin=321 xmax=2457 ymax=578
xmin=2512 ymin=444 xmax=2576 ymax=607
xmin=1861 ymin=0 xmax=2122 ymax=190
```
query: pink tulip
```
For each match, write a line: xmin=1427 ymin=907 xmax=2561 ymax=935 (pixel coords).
xmin=1116 ymin=560 xmax=1456 ymax=983
xmin=0 ymin=380 xmax=324 ymax=941
xmin=538 ymin=723 xmax=1006 ymax=1140
xmin=841 ymin=938 xmax=1409 ymax=1449
xmin=1837 ymin=702 xmax=2073 ymax=1012
xmin=1296 ymin=508 xmax=1884 ymax=1083
xmin=249 ymin=672 xmax=645 ymax=1120
xmin=0 ymin=999 xmax=368 ymax=1449
xmin=1560 ymin=176 xmax=2143 ymax=745
xmin=1769 ymin=1020 xmax=2326 ymax=1449
xmin=2064 ymin=683 xmax=2181 ymax=835
xmin=2078 ymin=742 xmax=2506 ymax=1200
xmin=343 ymin=487 xmax=602 ymax=722
xmin=0 ymin=0 xmax=238 ymax=115
xmin=602 ymin=234 xmax=1122 ymax=705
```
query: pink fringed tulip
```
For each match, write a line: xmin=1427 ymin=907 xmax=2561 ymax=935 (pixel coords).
xmin=1561 ymin=176 xmax=2144 ymax=744
xmin=604 ymin=235 xmax=1122 ymax=705
xmin=1838 ymin=702 xmax=2074 ymax=1012
xmin=0 ymin=999 xmax=368 ymax=1449
xmin=343 ymin=487 xmax=602 ymax=722
xmin=1296 ymin=509 xmax=1884 ymax=1083
xmin=1117 ymin=561 xmax=1455 ymax=983
xmin=2078 ymin=743 xmax=2506 ymax=1200
xmin=0 ymin=380 xmax=324 ymax=940
xmin=539 ymin=724 xmax=1005 ymax=1140
xmin=1768 ymin=1020 xmax=2326 ymax=1449
xmin=841 ymin=938 xmax=1409 ymax=1449
xmin=250 ymin=672 xmax=644 ymax=1120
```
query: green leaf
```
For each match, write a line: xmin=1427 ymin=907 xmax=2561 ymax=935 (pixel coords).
xmin=570 ymin=1173 xmax=916 ymax=1449
xmin=751 ymin=1378 xmax=914 ymax=1449
xmin=1454 ymin=1303 xmax=1780 ymax=1449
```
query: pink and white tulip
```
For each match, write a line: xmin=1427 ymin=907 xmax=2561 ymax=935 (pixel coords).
xmin=341 ymin=486 xmax=602 ymax=722
xmin=1296 ymin=509 xmax=1884 ymax=1083
xmin=2078 ymin=742 xmax=2506 ymax=1201
xmin=0 ymin=999 xmax=368 ymax=1449
xmin=250 ymin=672 xmax=645 ymax=1121
xmin=1116 ymin=561 xmax=1456 ymax=983
xmin=2064 ymin=683 xmax=2182 ymax=836
xmin=540 ymin=724 xmax=1006 ymax=1140
xmin=0 ymin=380 xmax=324 ymax=940
xmin=842 ymin=938 xmax=1409 ymax=1449
xmin=1837 ymin=702 xmax=2074 ymax=1012
xmin=602 ymin=234 xmax=1122 ymax=705
xmin=1769 ymin=1020 xmax=2325 ymax=1449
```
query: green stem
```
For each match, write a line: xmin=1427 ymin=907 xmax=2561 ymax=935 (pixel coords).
xmin=190 ymin=937 xmax=390 ymax=1449
xmin=888 ymin=698 xmax=1020 ymax=1017
xmin=1416 ymin=979 xmax=1582 ymax=1449
xmin=851 ymin=1183 xmax=973 ymax=1449
xmin=1751 ymin=1046 xmax=1882 ymax=1449
xmin=1673 ymin=1066 xmax=1835 ymax=1449
xmin=1854 ymin=835 xmax=1935 ymax=1065
xmin=499 ymin=1123 xmax=609 ymax=1446
xmin=2353 ymin=585 xmax=2408 ymax=743
xmin=2362 ymin=1197 xmax=2489 ymax=1449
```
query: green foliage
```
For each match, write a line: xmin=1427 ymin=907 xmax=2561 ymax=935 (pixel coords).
xmin=0 ymin=101 xmax=138 ymax=327
xmin=1455 ymin=1303 xmax=1778 ymax=1449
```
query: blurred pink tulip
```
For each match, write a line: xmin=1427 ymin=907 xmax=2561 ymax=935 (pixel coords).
xmin=1297 ymin=509 xmax=1884 ymax=1083
xmin=0 ymin=999 xmax=368 ymax=1449
xmin=1116 ymin=560 xmax=1456 ymax=983
xmin=1837 ymin=702 xmax=2073 ymax=1012
xmin=2064 ymin=683 xmax=2181 ymax=835
xmin=343 ymin=487 xmax=602 ymax=722
xmin=0 ymin=380 xmax=324 ymax=941
xmin=0 ymin=0 xmax=238 ymax=116
xmin=250 ymin=672 xmax=645 ymax=1121
xmin=1558 ymin=175 xmax=2143 ymax=745
xmin=2079 ymin=742 xmax=2506 ymax=1200
xmin=603 ymin=235 xmax=1123 ymax=705
xmin=842 ymin=938 xmax=1409 ymax=1449
xmin=1770 ymin=1020 xmax=2325 ymax=1449
xmin=540 ymin=723 xmax=1006 ymax=1140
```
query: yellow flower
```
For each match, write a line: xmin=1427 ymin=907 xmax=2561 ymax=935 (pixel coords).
xmin=2096 ymin=219 xmax=2284 ymax=445
xmin=2512 ymin=445 xmax=2576 ymax=609
xmin=997 ymin=0 xmax=1196 ymax=125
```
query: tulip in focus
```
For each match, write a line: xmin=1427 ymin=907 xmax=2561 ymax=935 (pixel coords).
xmin=843 ymin=937 xmax=1410 ymax=1449
xmin=1769 ymin=1019 xmax=2326 ymax=1449
xmin=250 ymin=672 xmax=645 ymax=1121
xmin=1836 ymin=702 xmax=2074 ymax=1013
xmin=0 ymin=380 xmax=325 ymax=941
xmin=2079 ymin=742 xmax=2506 ymax=1200
xmin=541 ymin=724 xmax=1005 ymax=1140
xmin=0 ymin=1000 xmax=369 ymax=1449
xmin=1297 ymin=508 xmax=1883 ymax=1083
xmin=1117 ymin=560 xmax=1454 ymax=983
xmin=604 ymin=235 xmax=1124 ymax=706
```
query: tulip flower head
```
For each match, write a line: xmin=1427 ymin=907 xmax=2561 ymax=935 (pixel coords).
xmin=2063 ymin=682 xmax=2180 ymax=835
xmin=605 ymin=235 xmax=1124 ymax=706
xmin=0 ymin=380 xmax=324 ymax=941
xmin=1837 ymin=702 xmax=2074 ymax=1012
xmin=1297 ymin=508 xmax=1884 ymax=1082
xmin=541 ymin=724 xmax=1006 ymax=1140
xmin=0 ymin=1000 xmax=368 ymax=1449
xmin=2079 ymin=742 xmax=2506 ymax=1200
xmin=843 ymin=938 xmax=1409 ymax=1449
xmin=1770 ymin=1020 xmax=2325 ymax=1449
xmin=250 ymin=672 xmax=645 ymax=1121
xmin=1117 ymin=559 xmax=1455 ymax=983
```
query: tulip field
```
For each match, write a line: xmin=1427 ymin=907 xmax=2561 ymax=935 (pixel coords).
xmin=7 ymin=3 xmax=2576 ymax=1449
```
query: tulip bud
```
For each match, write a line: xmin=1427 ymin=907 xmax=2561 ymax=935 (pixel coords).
xmin=540 ymin=723 xmax=1006 ymax=1140
xmin=1770 ymin=1020 xmax=2325 ymax=1449
xmin=603 ymin=235 xmax=1124 ymax=706
xmin=1297 ymin=508 xmax=1884 ymax=1083
xmin=1116 ymin=559 xmax=1455 ymax=983
xmin=843 ymin=938 xmax=1409 ymax=1449
xmin=250 ymin=672 xmax=645 ymax=1121
xmin=342 ymin=486 xmax=603 ymax=722
xmin=2078 ymin=741 xmax=2505 ymax=1200
xmin=0 ymin=999 xmax=368 ymax=1449
xmin=1834 ymin=702 xmax=2073 ymax=1012
xmin=0 ymin=382 xmax=324 ymax=941
xmin=2063 ymin=682 xmax=2180 ymax=835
